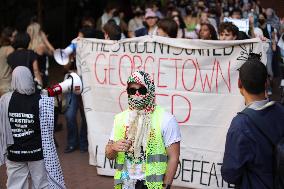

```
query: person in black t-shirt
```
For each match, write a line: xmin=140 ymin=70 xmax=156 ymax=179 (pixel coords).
xmin=27 ymin=22 xmax=55 ymax=88
xmin=7 ymin=32 xmax=42 ymax=86
xmin=1 ymin=66 xmax=48 ymax=188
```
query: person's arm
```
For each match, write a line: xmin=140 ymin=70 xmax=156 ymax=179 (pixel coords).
xmin=128 ymin=31 xmax=135 ymax=38
xmin=271 ymin=31 xmax=277 ymax=51
xmin=128 ymin=20 xmax=135 ymax=38
xmin=105 ymin=139 xmax=131 ymax=160
xmin=249 ymin=15 xmax=256 ymax=38
xmin=41 ymin=32 xmax=55 ymax=55
xmin=221 ymin=117 xmax=255 ymax=185
xmin=32 ymin=60 xmax=42 ymax=85
xmin=63 ymin=61 xmax=72 ymax=72
xmin=163 ymin=142 xmax=180 ymax=187
xmin=161 ymin=114 xmax=181 ymax=188
xmin=105 ymin=140 xmax=117 ymax=160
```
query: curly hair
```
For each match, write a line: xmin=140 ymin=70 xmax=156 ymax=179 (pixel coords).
xmin=218 ymin=22 xmax=239 ymax=37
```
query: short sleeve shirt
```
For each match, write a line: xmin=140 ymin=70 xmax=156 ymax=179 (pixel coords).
xmin=7 ymin=49 xmax=37 ymax=76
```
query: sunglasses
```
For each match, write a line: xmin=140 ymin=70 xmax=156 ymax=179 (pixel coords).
xmin=127 ymin=86 xmax=148 ymax=95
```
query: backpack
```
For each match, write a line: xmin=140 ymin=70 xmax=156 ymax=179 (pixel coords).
xmin=241 ymin=107 xmax=284 ymax=189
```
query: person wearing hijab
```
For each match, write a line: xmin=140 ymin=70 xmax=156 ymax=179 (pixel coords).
xmin=105 ymin=71 xmax=181 ymax=189
xmin=0 ymin=66 xmax=66 ymax=189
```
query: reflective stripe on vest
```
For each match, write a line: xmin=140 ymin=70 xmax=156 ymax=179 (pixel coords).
xmin=114 ymin=179 xmax=123 ymax=185
xmin=115 ymin=154 xmax=167 ymax=170
xmin=115 ymin=163 xmax=124 ymax=170
xmin=147 ymin=154 xmax=168 ymax=163
xmin=145 ymin=174 xmax=164 ymax=182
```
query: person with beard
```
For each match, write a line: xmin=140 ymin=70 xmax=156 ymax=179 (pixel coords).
xmin=105 ymin=71 xmax=181 ymax=189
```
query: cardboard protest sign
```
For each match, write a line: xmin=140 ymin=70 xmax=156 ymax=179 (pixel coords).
xmin=76 ymin=36 xmax=267 ymax=189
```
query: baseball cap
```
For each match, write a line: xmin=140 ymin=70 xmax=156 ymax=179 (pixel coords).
xmin=145 ymin=8 xmax=157 ymax=19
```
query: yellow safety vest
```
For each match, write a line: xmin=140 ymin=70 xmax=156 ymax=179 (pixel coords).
xmin=113 ymin=106 xmax=167 ymax=189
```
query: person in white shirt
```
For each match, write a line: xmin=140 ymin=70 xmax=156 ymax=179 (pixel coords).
xmin=105 ymin=71 xmax=181 ymax=189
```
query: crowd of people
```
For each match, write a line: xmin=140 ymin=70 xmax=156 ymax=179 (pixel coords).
xmin=81 ymin=0 xmax=284 ymax=90
xmin=1 ymin=0 xmax=284 ymax=96
xmin=0 ymin=0 xmax=284 ymax=189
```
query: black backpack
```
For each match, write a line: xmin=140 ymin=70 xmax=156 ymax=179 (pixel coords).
xmin=241 ymin=107 xmax=284 ymax=189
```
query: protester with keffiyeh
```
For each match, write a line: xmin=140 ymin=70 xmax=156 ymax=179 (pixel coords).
xmin=0 ymin=66 xmax=66 ymax=189
xmin=105 ymin=70 xmax=181 ymax=189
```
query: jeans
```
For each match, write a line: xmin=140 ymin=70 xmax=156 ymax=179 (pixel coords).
xmin=65 ymin=93 xmax=88 ymax=150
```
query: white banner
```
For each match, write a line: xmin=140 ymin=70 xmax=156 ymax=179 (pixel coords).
xmin=76 ymin=36 xmax=267 ymax=189
xmin=224 ymin=17 xmax=250 ymax=34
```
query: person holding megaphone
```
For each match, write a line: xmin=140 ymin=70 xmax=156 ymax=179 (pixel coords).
xmin=27 ymin=21 xmax=55 ymax=88
xmin=0 ymin=66 xmax=66 ymax=189
xmin=55 ymin=26 xmax=102 ymax=153
xmin=53 ymin=20 xmax=121 ymax=153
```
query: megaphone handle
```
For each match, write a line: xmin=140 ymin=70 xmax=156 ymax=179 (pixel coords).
xmin=67 ymin=75 xmax=74 ymax=93
xmin=60 ymin=50 xmax=64 ymax=62
xmin=56 ymin=95 xmax=63 ymax=113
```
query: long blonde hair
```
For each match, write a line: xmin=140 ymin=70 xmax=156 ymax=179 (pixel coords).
xmin=27 ymin=22 xmax=44 ymax=51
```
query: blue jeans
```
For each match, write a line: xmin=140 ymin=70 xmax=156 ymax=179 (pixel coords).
xmin=65 ymin=93 xmax=88 ymax=150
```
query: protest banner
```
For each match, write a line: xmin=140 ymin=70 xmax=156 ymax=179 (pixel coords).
xmin=76 ymin=36 xmax=268 ymax=189
xmin=224 ymin=17 xmax=250 ymax=34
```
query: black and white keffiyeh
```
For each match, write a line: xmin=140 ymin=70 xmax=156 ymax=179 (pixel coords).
xmin=40 ymin=95 xmax=66 ymax=189
xmin=1 ymin=67 xmax=66 ymax=188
